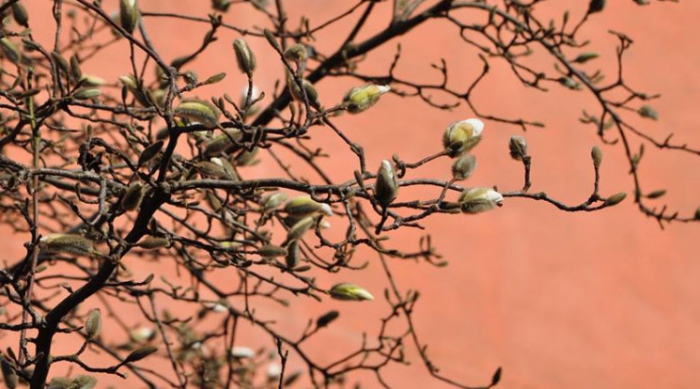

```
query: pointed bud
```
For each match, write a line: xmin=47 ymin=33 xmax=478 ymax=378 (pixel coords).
xmin=443 ymin=119 xmax=484 ymax=157
xmin=210 ymin=157 xmax=239 ymax=181
xmin=40 ymin=234 xmax=96 ymax=256
xmin=70 ymin=54 xmax=82 ymax=81
xmin=73 ymin=88 xmax=102 ymax=100
xmin=135 ymin=236 xmax=171 ymax=250
xmin=284 ymin=196 xmax=332 ymax=217
xmin=79 ymin=75 xmax=106 ymax=87
xmin=130 ymin=326 xmax=156 ymax=342
xmin=342 ymin=84 xmax=391 ymax=114
xmin=573 ymin=52 xmax=600 ymax=63
xmin=286 ymin=216 xmax=316 ymax=242
xmin=375 ymin=160 xmax=398 ymax=208
xmin=287 ymin=72 xmax=319 ymax=107
xmin=48 ymin=377 xmax=72 ymax=389
xmin=588 ymin=0 xmax=606 ymax=14
xmin=204 ymin=129 xmax=243 ymax=156
xmin=285 ymin=240 xmax=301 ymax=268
xmin=283 ymin=43 xmax=308 ymax=62
xmin=257 ymin=244 xmax=287 ymax=258
xmin=0 ymin=356 xmax=17 ymax=389
xmin=604 ymin=192 xmax=627 ymax=206
xmin=316 ymin=310 xmax=339 ymax=328
xmin=124 ymin=346 xmax=158 ymax=363
xmin=646 ymin=189 xmax=666 ymax=199
xmin=233 ymin=38 xmax=256 ymax=75
xmin=174 ymin=100 xmax=221 ymax=128
xmin=0 ymin=38 xmax=22 ymax=65
xmin=11 ymin=3 xmax=29 ymax=28
xmin=119 ymin=0 xmax=140 ymax=34
xmin=591 ymin=146 xmax=603 ymax=168
xmin=451 ymin=154 xmax=477 ymax=181
xmin=138 ymin=140 xmax=164 ymax=166
xmin=458 ymin=188 xmax=504 ymax=214
xmin=85 ymin=308 xmax=102 ymax=340
xmin=211 ymin=0 xmax=233 ymax=12
xmin=508 ymin=135 xmax=528 ymax=161
xmin=233 ymin=147 xmax=259 ymax=166
xmin=329 ymin=283 xmax=374 ymax=301
xmin=196 ymin=161 xmax=228 ymax=178
xmin=262 ymin=192 xmax=289 ymax=211
xmin=121 ymin=182 xmax=144 ymax=211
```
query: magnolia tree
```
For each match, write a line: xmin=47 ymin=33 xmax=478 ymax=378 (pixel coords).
xmin=0 ymin=0 xmax=696 ymax=388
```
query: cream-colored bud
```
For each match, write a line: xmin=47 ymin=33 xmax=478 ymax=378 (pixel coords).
xmin=284 ymin=196 xmax=331 ymax=217
xmin=174 ymin=100 xmax=221 ymax=128
xmin=262 ymin=192 xmax=288 ymax=211
xmin=451 ymin=154 xmax=477 ymax=181
xmin=266 ymin=363 xmax=283 ymax=380
xmin=130 ymin=326 xmax=156 ymax=342
xmin=70 ymin=376 xmax=96 ymax=389
xmin=230 ymin=346 xmax=255 ymax=359
xmin=233 ymin=38 xmax=256 ymax=75
xmin=509 ymin=135 xmax=528 ymax=161
xmin=329 ymin=283 xmax=374 ymax=301
xmin=286 ymin=72 xmax=319 ymax=107
xmin=85 ymin=308 xmax=102 ymax=340
xmin=285 ymin=216 xmax=316 ymax=242
xmin=342 ymin=84 xmax=391 ymax=114
xmin=80 ymin=75 xmax=106 ymax=87
xmin=73 ymin=88 xmax=102 ymax=100
xmin=442 ymin=118 xmax=484 ymax=157
xmin=119 ymin=0 xmax=140 ymax=34
xmin=210 ymin=157 xmax=238 ymax=181
xmin=375 ymin=160 xmax=398 ymax=208
xmin=458 ymin=187 xmax=504 ymax=214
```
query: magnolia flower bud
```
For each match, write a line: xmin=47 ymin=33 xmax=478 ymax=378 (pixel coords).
xmin=262 ymin=192 xmax=289 ymax=211
xmin=508 ymin=135 xmax=528 ymax=161
xmin=119 ymin=0 xmax=140 ymax=34
xmin=604 ymin=192 xmax=626 ymax=206
xmin=135 ymin=236 xmax=171 ymax=250
xmin=210 ymin=157 xmax=239 ymax=181
xmin=230 ymin=346 xmax=255 ymax=359
xmin=204 ymin=129 xmax=243 ymax=156
xmin=174 ymin=99 xmax=221 ymax=128
xmin=451 ymin=154 xmax=477 ymax=181
xmin=375 ymin=160 xmax=398 ymax=208
xmin=442 ymin=118 xmax=484 ymax=157
xmin=130 ymin=326 xmax=156 ymax=342
xmin=40 ymin=234 xmax=96 ymax=256
xmin=124 ymin=346 xmax=158 ymax=363
xmin=284 ymin=196 xmax=332 ymax=218
xmin=212 ymin=0 xmax=233 ymax=12
xmin=234 ymin=147 xmax=259 ymax=166
xmin=266 ymin=363 xmax=283 ymax=380
xmin=458 ymin=187 xmax=504 ymax=214
xmin=283 ymin=43 xmax=308 ymax=62
xmin=138 ymin=140 xmax=164 ymax=166
xmin=0 ymin=356 xmax=17 ymax=389
xmin=258 ymin=244 xmax=288 ymax=258
xmin=342 ymin=84 xmax=391 ymax=114
xmin=285 ymin=240 xmax=301 ymax=268
xmin=196 ymin=161 xmax=228 ymax=178
xmin=0 ymin=38 xmax=21 ymax=65
xmin=121 ymin=182 xmax=144 ymax=211
xmin=695 ymin=206 xmax=700 ymax=220
xmin=591 ymin=146 xmax=603 ymax=168
xmin=287 ymin=72 xmax=320 ymax=107
xmin=233 ymin=38 xmax=256 ymax=75
xmin=316 ymin=310 xmax=340 ymax=328
xmin=285 ymin=216 xmax=316 ymax=242
xmin=11 ymin=3 xmax=29 ymax=28
xmin=70 ymin=376 xmax=97 ymax=389
xmin=73 ymin=88 xmax=102 ymax=100
xmin=80 ymin=75 xmax=106 ymax=87
xmin=48 ymin=377 xmax=72 ymax=389
xmin=329 ymin=283 xmax=374 ymax=301
xmin=85 ymin=308 xmax=102 ymax=340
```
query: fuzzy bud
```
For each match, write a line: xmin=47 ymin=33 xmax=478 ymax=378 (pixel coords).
xmin=11 ymin=3 xmax=29 ymax=28
xmin=119 ymin=0 xmax=140 ymax=34
xmin=73 ymin=88 xmax=102 ymax=100
xmin=284 ymin=196 xmax=332 ymax=218
xmin=285 ymin=216 xmax=316 ymax=242
xmin=604 ymin=192 xmax=627 ymax=206
xmin=508 ymin=135 xmax=528 ymax=161
xmin=442 ymin=118 xmax=484 ymax=157
xmin=0 ymin=38 xmax=21 ymax=65
xmin=70 ymin=376 xmax=97 ymax=389
xmin=138 ymin=140 xmax=164 ymax=166
xmin=135 ymin=236 xmax=171 ymax=250
xmin=130 ymin=326 xmax=155 ymax=342
xmin=342 ymin=84 xmax=391 ymax=114
xmin=262 ymin=192 xmax=288 ymax=211
xmin=124 ymin=346 xmax=158 ymax=363
xmin=285 ymin=240 xmax=301 ymax=268
xmin=233 ymin=38 xmax=256 ymax=75
xmin=121 ymin=182 xmax=144 ymax=211
xmin=591 ymin=146 xmax=603 ymax=168
xmin=329 ymin=283 xmax=374 ymax=301
xmin=204 ymin=129 xmax=243 ymax=156
xmin=85 ymin=308 xmax=102 ymax=340
xmin=174 ymin=99 xmax=221 ymax=128
xmin=375 ymin=160 xmax=398 ymax=208
xmin=286 ymin=72 xmax=319 ymax=107
xmin=40 ymin=234 xmax=96 ymax=256
xmin=0 ymin=356 xmax=17 ymax=389
xmin=316 ymin=310 xmax=340 ymax=328
xmin=451 ymin=154 xmax=477 ymax=181
xmin=283 ymin=43 xmax=308 ymax=62
xmin=258 ymin=244 xmax=288 ymax=258
xmin=458 ymin=188 xmax=504 ymax=214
